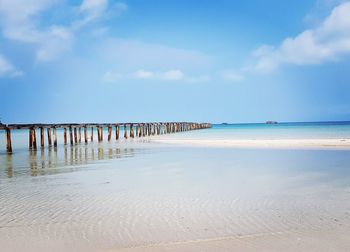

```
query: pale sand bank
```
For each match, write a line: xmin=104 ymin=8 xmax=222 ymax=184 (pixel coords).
xmin=106 ymin=230 xmax=350 ymax=252
xmin=152 ymin=138 xmax=350 ymax=149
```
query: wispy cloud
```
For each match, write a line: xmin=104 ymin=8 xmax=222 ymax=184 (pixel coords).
xmin=133 ymin=69 xmax=184 ymax=80
xmin=251 ymin=1 xmax=350 ymax=73
xmin=0 ymin=0 xmax=72 ymax=62
xmin=97 ymin=38 xmax=211 ymax=70
xmin=103 ymin=69 xmax=211 ymax=83
xmin=219 ymin=70 xmax=245 ymax=82
xmin=0 ymin=0 xmax=127 ymax=63
xmin=0 ymin=54 xmax=23 ymax=77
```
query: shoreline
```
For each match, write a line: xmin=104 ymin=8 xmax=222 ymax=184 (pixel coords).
xmin=152 ymin=138 xmax=350 ymax=150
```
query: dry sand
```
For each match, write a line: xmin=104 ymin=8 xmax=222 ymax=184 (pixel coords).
xmin=152 ymin=138 xmax=350 ymax=149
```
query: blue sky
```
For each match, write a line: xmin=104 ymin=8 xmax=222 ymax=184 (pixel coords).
xmin=0 ymin=0 xmax=350 ymax=123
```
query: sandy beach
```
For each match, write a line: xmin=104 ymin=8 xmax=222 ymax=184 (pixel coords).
xmin=1 ymin=140 xmax=350 ymax=252
xmin=152 ymin=138 xmax=350 ymax=149
xmin=106 ymin=230 xmax=350 ymax=252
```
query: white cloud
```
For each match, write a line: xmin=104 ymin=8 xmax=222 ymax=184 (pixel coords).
xmin=134 ymin=69 xmax=155 ymax=79
xmin=132 ymin=69 xmax=185 ymax=81
xmin=74 ymin=0 xmax=127 ymax=29
xmin=252 ymin=1 xmax=350 ymax=73
xmin=0 ymin=54 xmax=23 ymax=77
xmin=102 ymin=69 xmax=211 ymax=83
xmin=102 ymin=71 xmax=123 ymax=82
xmin=0 ymin=0 xmax=127 ymax=63
xmin=97 ymin=38 xmax=211 ymax=70
xmin=36 ymin=26 xmax=74 ymax=61
xmin=160 ymin=69 xmax=184 ymax=80
xmin=220 ymin=70 xmax=245 ymax=82
xmin=74 ymin=0 xmax=108 ymax=29
xmin=0 ymin=0 xmax=73 ymax=62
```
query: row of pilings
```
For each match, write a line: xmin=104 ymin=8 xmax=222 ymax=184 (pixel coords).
xmin=1 ymin=122 xmax=212 ymax=153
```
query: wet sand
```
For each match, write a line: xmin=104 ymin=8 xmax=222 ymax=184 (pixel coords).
xmin=1 ymin=144 xmax=350 ymax=252
xmin=108 ymin=230 xmax=350 ymax=252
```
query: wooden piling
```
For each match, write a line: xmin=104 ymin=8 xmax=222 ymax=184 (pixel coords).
xmin=97 ymin=127 xmax=103 ymax=142
xmin=29 ymin=128 xmax=33 ymax=149
xmin=6 ymin=128 xmax=12 ymax=153
xmin=130 ymin=124 xmax=134 ymax=138
xmin=53 ymin=127 xmax=57 ymax=147
xmin=116 ymin=125 xmax=119 ymax=140
xmin=139 ymin=124 xmax=142 ymax=137
xmin=84 ymin=126 xmax=88 ymax=143
xmin=32 ymin=128 xmax=37 ymax=150
xmin=74 ymin=128 xmax=78 ymax=143
xmin=147 ymin=124 xmax=151 ymax=136
xmin=1 ymin=122 xmax=211 ymax=152
xmin=78 ymin=127 xmax=82 ymax=143
xmin=124 ymin=125 xmax=127 ymax=139
xmin=40 ymin=127 xmax=44 ymax=147
xmin=47 ymin=128 xmax=52 ymax=146
xmin=64 ymin=128 xmax=67 ymax=145
xmin=91 ymin=127 xmax=94 ymax=142
xmin=69 ymin=127 xmax=73 ymax=145
xmin=108 ymin=126 xmax=112 ymax=141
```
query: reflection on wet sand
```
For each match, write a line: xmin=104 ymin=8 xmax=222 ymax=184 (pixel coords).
xmin=1 ymin=145 xmax=137 ymax=179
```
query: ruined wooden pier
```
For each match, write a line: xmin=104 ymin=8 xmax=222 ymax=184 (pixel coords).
xmin=0 ymin=122 xmax=211 ymax=153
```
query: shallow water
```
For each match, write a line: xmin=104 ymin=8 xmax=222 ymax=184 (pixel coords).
xmin=1 ymin=126 xmax=350 ymax=251
xmin=168 ymin=122 xmax=350 ymax=140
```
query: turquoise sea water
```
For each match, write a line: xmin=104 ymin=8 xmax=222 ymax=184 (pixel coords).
xmin=1 ymin=121 xmax=350 ymax=152
xmin=0 ymin=121 xmax=349 ymax=177
xmin=182 ymin=121 xmax=350 ymax=140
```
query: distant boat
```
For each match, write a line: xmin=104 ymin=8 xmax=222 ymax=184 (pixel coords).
xmin=266 ymin=121 xmax=278 ymax=124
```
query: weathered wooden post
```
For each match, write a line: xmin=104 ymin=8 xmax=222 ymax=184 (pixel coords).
xmin=108 ymin=126 xmax=112 ymax=141
xmin=69 ymin=126 xmax=74 ymax=145
xmin=91 ymin=127 xmax=94 ymax=142
xmin=47 ymin=128 xmax=52 ymax=146
xmin=97 ymin=127 xmax=103 ymax=142
xmin=139 ymin=125 xmax=142 ymax=137
xmin=74 ymin=128 xmax=78 ymax=143
xmin=6 ymin=127 xmax=12 ymax=153
xmin=130 ymin=124 xmax=134 ymax=138
xmin=64 ymin=128 xmax=67 ymax=145
xmin=40 ymin=127 xmax=44 ymax=147
xmin=84 ymin=126 xmax=88 ymax=143
xmin=116 ymin=125 xmax=120 ymax=140
xmin=158 ymin=124 xmax=161 ymax=134
xmin=53 ymin=127 xmax=57 ymax=147
xmin=78 ymin=127 xmax=82 ymax=143
xmin=100 ymin=127 xmax=103 ymax=142
xmin=148 ymin=124 xmax=151 ymax=136
xmin=32 ymin=128 xmax=37 ymax=150
xmin=29 ymin=129 xmax=32 ymax=148
xmin=124 ymin=125 xmax=128 ymax=139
